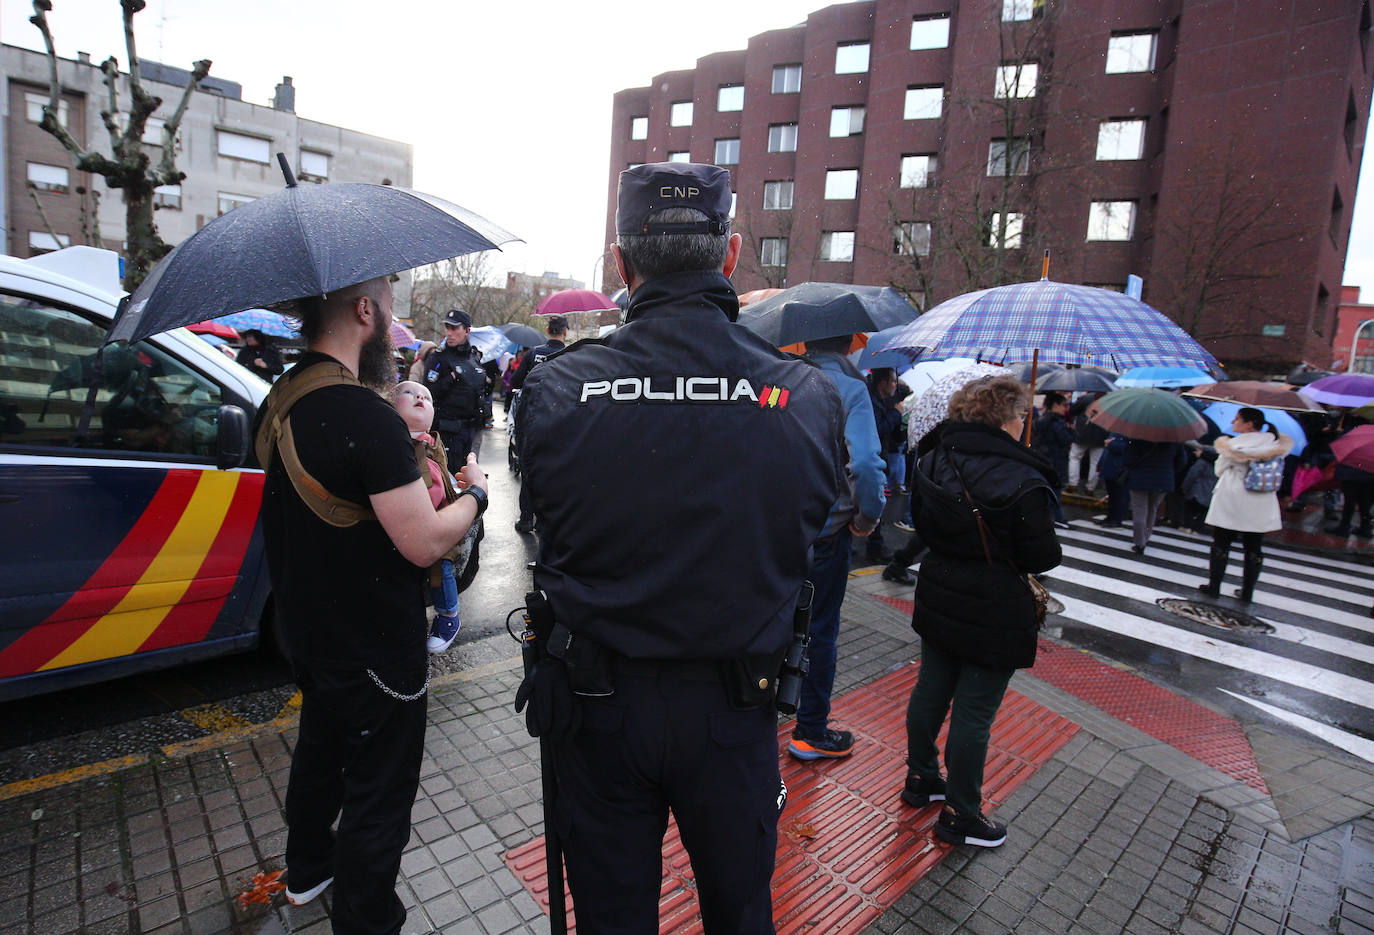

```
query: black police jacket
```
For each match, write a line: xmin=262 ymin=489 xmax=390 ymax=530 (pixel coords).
xmin=422 ymin=342 xmax=487 ymax=428
xmin=510 ymin=339 xmax=566 ymax=390
xmin=517 ymin=269 xmax=847 ymax=660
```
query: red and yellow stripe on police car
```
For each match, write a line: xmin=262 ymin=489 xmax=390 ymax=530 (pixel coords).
xmin=0 ymin=468 xmax=263 ymax=677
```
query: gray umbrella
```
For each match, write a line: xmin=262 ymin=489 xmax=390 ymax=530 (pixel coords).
xmin=1035 ymin=368 xmax=1118 ymax=393
xmin=736 ymin=282 xmax=919 ymax=346
xmin=498 ymin=322 xmax=546 ymax=347
xmin=108 ymin=158 xmax=520 ymax=344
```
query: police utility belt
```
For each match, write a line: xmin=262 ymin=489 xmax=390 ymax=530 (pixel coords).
xmin=519 ymin=585 xmax=813 ymax=712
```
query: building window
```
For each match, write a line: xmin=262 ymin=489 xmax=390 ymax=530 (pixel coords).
xmin=1106 ymin=32 xmax=1157 ymax=73
xmin=1331 ymin=188 xmax=1345 ymax=245
xmin=824 ymin=169 xmax=859 ymax=200
xmin=995 ymin=63 xmax=1038 ymax=99
xmin=300 ymin=150 xmax=330 ymax=180
xmin=717 ymin=85 xmax=744 ymax=112
xmin=1087 ymin=201 xmax=1136 ymax=241
xmin=900 ymin=155 xmax=937 ymax=188
xmin=730 ymin=192 xmax=737 ymax=219
xmin=763 ymin=180 xmax=794 ymax=210
xmin=217 ymin=130 xmax=270 ymax=163
xmin=990 ymin=213 xmax=1024 ymax=249
xmin=153 ymin=183 xmax=182 ymax=209
xmin=768 ymin=123 xmax=798 ymax=153
xmin=835 ymin=42 xmax=870 ymax=74
xmin=819 ymin=232 xmax=855 ymax=262
xmin=24 ymin=92 xmax=68 ymax=127
xmin=218 ymin=192 xmax=256 ymax=215
xmin=987 ymin=139 xmax=1031 ymax=176
xmin=772 ymin=64 xmax=802 ymax=94
xmin=28 ymin=231 xmax=70 ymax=253
xmin=26 ymin=162 xmax=69 ymax=194
xmin=670 ymin=101 xmax=694 ymax=126
xmin=761 ymin=237 xmax=789 ymax=267
xmin=668 ymin=151 xmax=691 ymax=163
xmin=894 ymin=222 xmax=932 ymax=256
xmin=1003 ymin=0 xmax=1038 ymax=21
xmin=1096 ymin=119 xmax=1147 ymax=160
xmin=714 ymin=138 xmax=741 ymax=165
xmin=830 ymin=106 xmax=865 ymax=137
xmin=630 ymin=116 xmax=648 ymax=140
xmin=911 ymin=14 xmax=950 ymax=50
xmin=904 ymin=86 xmax=943 ymax=120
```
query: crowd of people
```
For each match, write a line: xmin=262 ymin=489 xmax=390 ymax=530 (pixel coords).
xmin=247 ymin=159 xmax=1368 ymax=935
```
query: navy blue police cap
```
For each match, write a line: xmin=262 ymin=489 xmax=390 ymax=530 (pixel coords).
xmin=616 ymin=162 xmax=732 ymax=236
xmin=443 ymin=308 xmax=471 ymax=328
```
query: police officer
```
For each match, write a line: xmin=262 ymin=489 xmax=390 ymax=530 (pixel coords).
xmin=509 ymin=314 xmax=568 ymax=533
xmin=514 ymin=163 xmax=847 ymax=934
xmin=420 ymin=309 xmax=488 ymax=460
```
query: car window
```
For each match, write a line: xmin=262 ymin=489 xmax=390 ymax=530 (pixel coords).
xmin=0 ymin=291 xmax=225 ymax=458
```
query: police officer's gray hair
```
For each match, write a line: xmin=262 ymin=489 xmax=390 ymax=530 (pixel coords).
xmin=618 ymin=208 xmax=730 ymax=282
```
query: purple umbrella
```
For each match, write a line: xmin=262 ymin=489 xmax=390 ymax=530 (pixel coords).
xmin=1300 ymin=373 xmax=1374 ymax=408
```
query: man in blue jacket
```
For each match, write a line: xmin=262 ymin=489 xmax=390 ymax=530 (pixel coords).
xmin=789 ymin=335 xmax=887 ymax=761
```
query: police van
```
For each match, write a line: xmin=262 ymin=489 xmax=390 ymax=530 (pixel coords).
xmin=0 ymin=246 xmax=273 ymax=701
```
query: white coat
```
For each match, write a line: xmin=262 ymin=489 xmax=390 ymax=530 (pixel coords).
xmin=1204 ymin=431 xmax=1295 ymax=533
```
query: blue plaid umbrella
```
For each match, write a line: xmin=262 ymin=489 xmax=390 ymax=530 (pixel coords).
xmin=882 ymin=280 xmax=1221 ymax=373
xmin=214 ymin=308 xmax=298 ymax=338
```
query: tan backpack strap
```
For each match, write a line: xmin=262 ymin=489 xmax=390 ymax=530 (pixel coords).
xmin=253 ymin=361 xmax=377 ymax=527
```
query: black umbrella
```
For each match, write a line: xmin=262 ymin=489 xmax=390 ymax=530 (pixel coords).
xmin=1036 ymin=368 xmax=1117 ymax=393
xmin=735 ymin=282 xmax=919 ymax=347
xmin=108 ymin=156 xmax=520 ymax=344
xmin=498 ymin=322 xmax=546 ymax=347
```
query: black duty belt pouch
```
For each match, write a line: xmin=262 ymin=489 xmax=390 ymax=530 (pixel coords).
xmin=724 ymin=649 xmax=786 ymax=711
xmin=547 ymin=623 xmax=615 ymax=697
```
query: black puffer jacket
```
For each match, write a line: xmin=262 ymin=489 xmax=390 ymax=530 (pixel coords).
xmin=912 ymin=421 xmax=1062 ymax=670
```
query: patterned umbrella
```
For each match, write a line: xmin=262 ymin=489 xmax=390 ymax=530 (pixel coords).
xmin=389 ymin=320 xmax=416 ymax=348
xmin=1300 ymin=373 xmax=1374 ymax=407
xmin=881 ymin=279 xmax=1221 ymax=372
xmin=1088 ymin=388 xmax=1208 ymax=442
xmin=907 ymin=363 xmax=1009 ymax=447
xmin=536 ymin=289 xmax=617 ymax=316
xmin=1183 ymin=381 xmax=1325 ymax=413
xmin=1113 ymin=365 xmax=1214 ymax=388
xmin=468 ymin=326 xmax=515 ymax=360
xmin=214 ymin=308 xmax=298 ymax=339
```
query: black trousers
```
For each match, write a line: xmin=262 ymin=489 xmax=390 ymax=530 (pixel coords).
xmin=440 ymin=423 xmax=480 ymax=462
xmin=551 ymin=668 xmax=782 ymax=935
xmin=285 ymin=662 xmax=428 ymax=935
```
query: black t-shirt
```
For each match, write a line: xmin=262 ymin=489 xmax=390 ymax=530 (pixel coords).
xmin=259 ymin=352 xmax=424 ymax=668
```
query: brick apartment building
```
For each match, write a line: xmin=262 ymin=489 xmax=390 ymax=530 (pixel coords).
xmin=605 ymin=0 xmax=1374 ymax=370
xmin=3 ymin=43 xmax=414 ymax=310
xmin=1334 ymin=284 xmax=1374 ymax=372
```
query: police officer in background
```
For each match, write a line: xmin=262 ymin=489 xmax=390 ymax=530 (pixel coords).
xmin=515 ymin=162 xmax=846 ymax=934
xmin=421 ymin=308 xmax=489 ymax=460
xmin=510 ymin=314 xmax=568 ymax=533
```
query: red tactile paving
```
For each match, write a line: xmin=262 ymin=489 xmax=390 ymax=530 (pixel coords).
xmin=503 ymin=663 xmax=1078 ymax=933
xmin=877 ymin=594 xmax=1270 ymax=794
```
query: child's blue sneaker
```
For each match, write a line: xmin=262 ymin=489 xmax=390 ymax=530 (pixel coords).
xmin=426 ymin=613 xmax=460 ymax=654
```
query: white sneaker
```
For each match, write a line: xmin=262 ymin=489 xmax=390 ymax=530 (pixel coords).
xmin=286 ymin=875 xmax=333 ymax=906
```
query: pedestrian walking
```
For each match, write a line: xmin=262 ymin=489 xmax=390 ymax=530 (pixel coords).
xmin=255 ymin=277 xmax=488 ymax=935
xmin=1096 ymin=433 xmax=1130 ymax=527
xmin=791 ymin=334 xmax=887 ymax=761
xmin=235 ymin=328 xmax=284 ymax=380
xmin=1198 ymin=407 xmax=1295 ymax=601
xmin=1033 ymin=391 xmax=1073 ymax=526
xmin=1122 ymin=438 xmax=1188 ymax=554
xmin=418 ymin=308 xmax=489 ymax=462
xmin=514 ymin=162 xmax=846 ymax=934
xmin=509 ymin=315 xmax=568 ymax=534
xmin=902 ymin=374 xmax=1061 ymax=847
xmin=1068 ymin=393 xmax=1107 ymax=489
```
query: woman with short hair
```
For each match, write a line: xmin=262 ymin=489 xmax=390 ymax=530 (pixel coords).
xmin=900 ymin=374 xmax=1061 ymax=848
xmin=1198 ymin=407 xmax=1294 ymax=602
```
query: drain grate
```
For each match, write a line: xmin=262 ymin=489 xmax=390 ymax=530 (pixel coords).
xmin=1157 ymin=598 xmax=1274 ymax=634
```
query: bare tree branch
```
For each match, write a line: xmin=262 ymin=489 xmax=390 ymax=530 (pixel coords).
xmin=26 ymin=182 xmax=63 ymax=245
xmin=155 ymin=59 xmax=210 ymax=184
xmin=99 ymin=57 xmax=123 ymax=158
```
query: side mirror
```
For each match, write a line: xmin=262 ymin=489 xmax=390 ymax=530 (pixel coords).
xmin=217 ymin=404 xmax=251 ymax=470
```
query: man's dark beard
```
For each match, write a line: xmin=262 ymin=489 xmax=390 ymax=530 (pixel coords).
xmin=357 ymin=317 xmax=394 ymax=388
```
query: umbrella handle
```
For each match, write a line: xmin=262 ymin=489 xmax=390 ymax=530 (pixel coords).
xmin=276 ymin=153 xmax=298 ymax=188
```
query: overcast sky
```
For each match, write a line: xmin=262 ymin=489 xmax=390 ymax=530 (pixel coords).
xmin=6 ymin=0 xmax=1374 ymax=302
